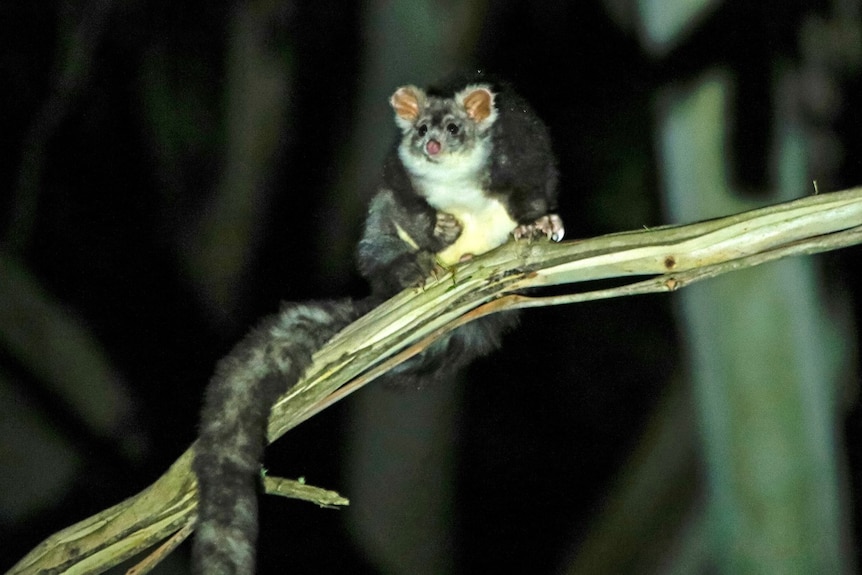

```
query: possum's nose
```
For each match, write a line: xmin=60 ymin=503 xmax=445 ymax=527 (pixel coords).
xmin=425 ymin=139 xmax=441 ymax=155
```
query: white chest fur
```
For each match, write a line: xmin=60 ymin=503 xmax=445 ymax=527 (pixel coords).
xmin=398 ymin=141 xmax=517 ymax=266
xmin=435 ymin=196 xmax=516 ymax=266
xmin=420 ymin=179 xmax=516 ymax=266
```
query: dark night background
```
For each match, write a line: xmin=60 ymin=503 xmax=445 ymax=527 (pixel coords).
xmin=2 ymin=1 xmax=862 ymax=573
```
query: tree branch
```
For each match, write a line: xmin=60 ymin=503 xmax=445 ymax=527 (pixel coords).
xmin=9 ymin=186 xmax=862 ymax=575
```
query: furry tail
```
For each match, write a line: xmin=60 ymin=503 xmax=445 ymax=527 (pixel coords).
xmin=192 ymin=299 xmax=363 ymax=575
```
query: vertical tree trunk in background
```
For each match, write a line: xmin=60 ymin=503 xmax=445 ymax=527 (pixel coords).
xmin=184 ymin=0 xmax=293 ymax=325
xmin=339 ymin=2 xmax=486 ymax=574
xmin=656 ymin=69 xmax=855 ymax=574
xmin=563 ymin=3 xmax=861 ymax=573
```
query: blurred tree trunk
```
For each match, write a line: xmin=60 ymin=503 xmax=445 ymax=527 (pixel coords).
xmin=656 ymin=69 xmax=855 ymax=574
xmin=339 ymin=2 xmax=488 ymax=574
xmin=564 ymin=2 xmax=860 ymax=573
xmin=183 ymin=0 xmax=294 ymax=325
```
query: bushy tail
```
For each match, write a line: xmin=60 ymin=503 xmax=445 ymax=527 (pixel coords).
xmin=192 ymin=299 xmax=363 ymax=575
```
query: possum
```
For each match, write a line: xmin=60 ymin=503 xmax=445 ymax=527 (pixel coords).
xmin=192 ymin=76 xmax=563 ymax=574
xmin=357 ymin=78 xmax=564 ymax=385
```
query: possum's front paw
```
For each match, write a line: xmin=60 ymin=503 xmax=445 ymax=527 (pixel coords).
xmin=513 ymin=214 xmax=565 ymax=242
xmin=434 ymin=212 xmax=462 ymax=246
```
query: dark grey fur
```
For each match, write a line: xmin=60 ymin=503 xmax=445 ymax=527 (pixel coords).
xmin=426 ymin=76 xmax=560 ymax=225
xmin=192 ymin=299 xmax=367 ymax=575
xmin=356 ymin=188 xmax=520 ymax=387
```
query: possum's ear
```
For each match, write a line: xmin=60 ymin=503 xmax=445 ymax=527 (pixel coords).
xmin=456 ymin=85 xmax=498 ymax=128
xmin=391 ymin=85 xmax=426 ymax=131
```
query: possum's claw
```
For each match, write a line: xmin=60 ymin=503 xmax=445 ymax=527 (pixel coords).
xmin=513 ymin=214 xmax=565 ymax=242
xmin=433 ymin=212 xmax=462 ymax=245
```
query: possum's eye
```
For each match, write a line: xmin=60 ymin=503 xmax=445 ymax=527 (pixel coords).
xmin=417 ymin=124 xmax=428 ymax=137
xmin=446 ymin=123 xmax=459 ymax=135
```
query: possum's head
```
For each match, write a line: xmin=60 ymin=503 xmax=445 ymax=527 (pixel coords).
xmin=390 ymin=84 xmax=497 ymax=172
